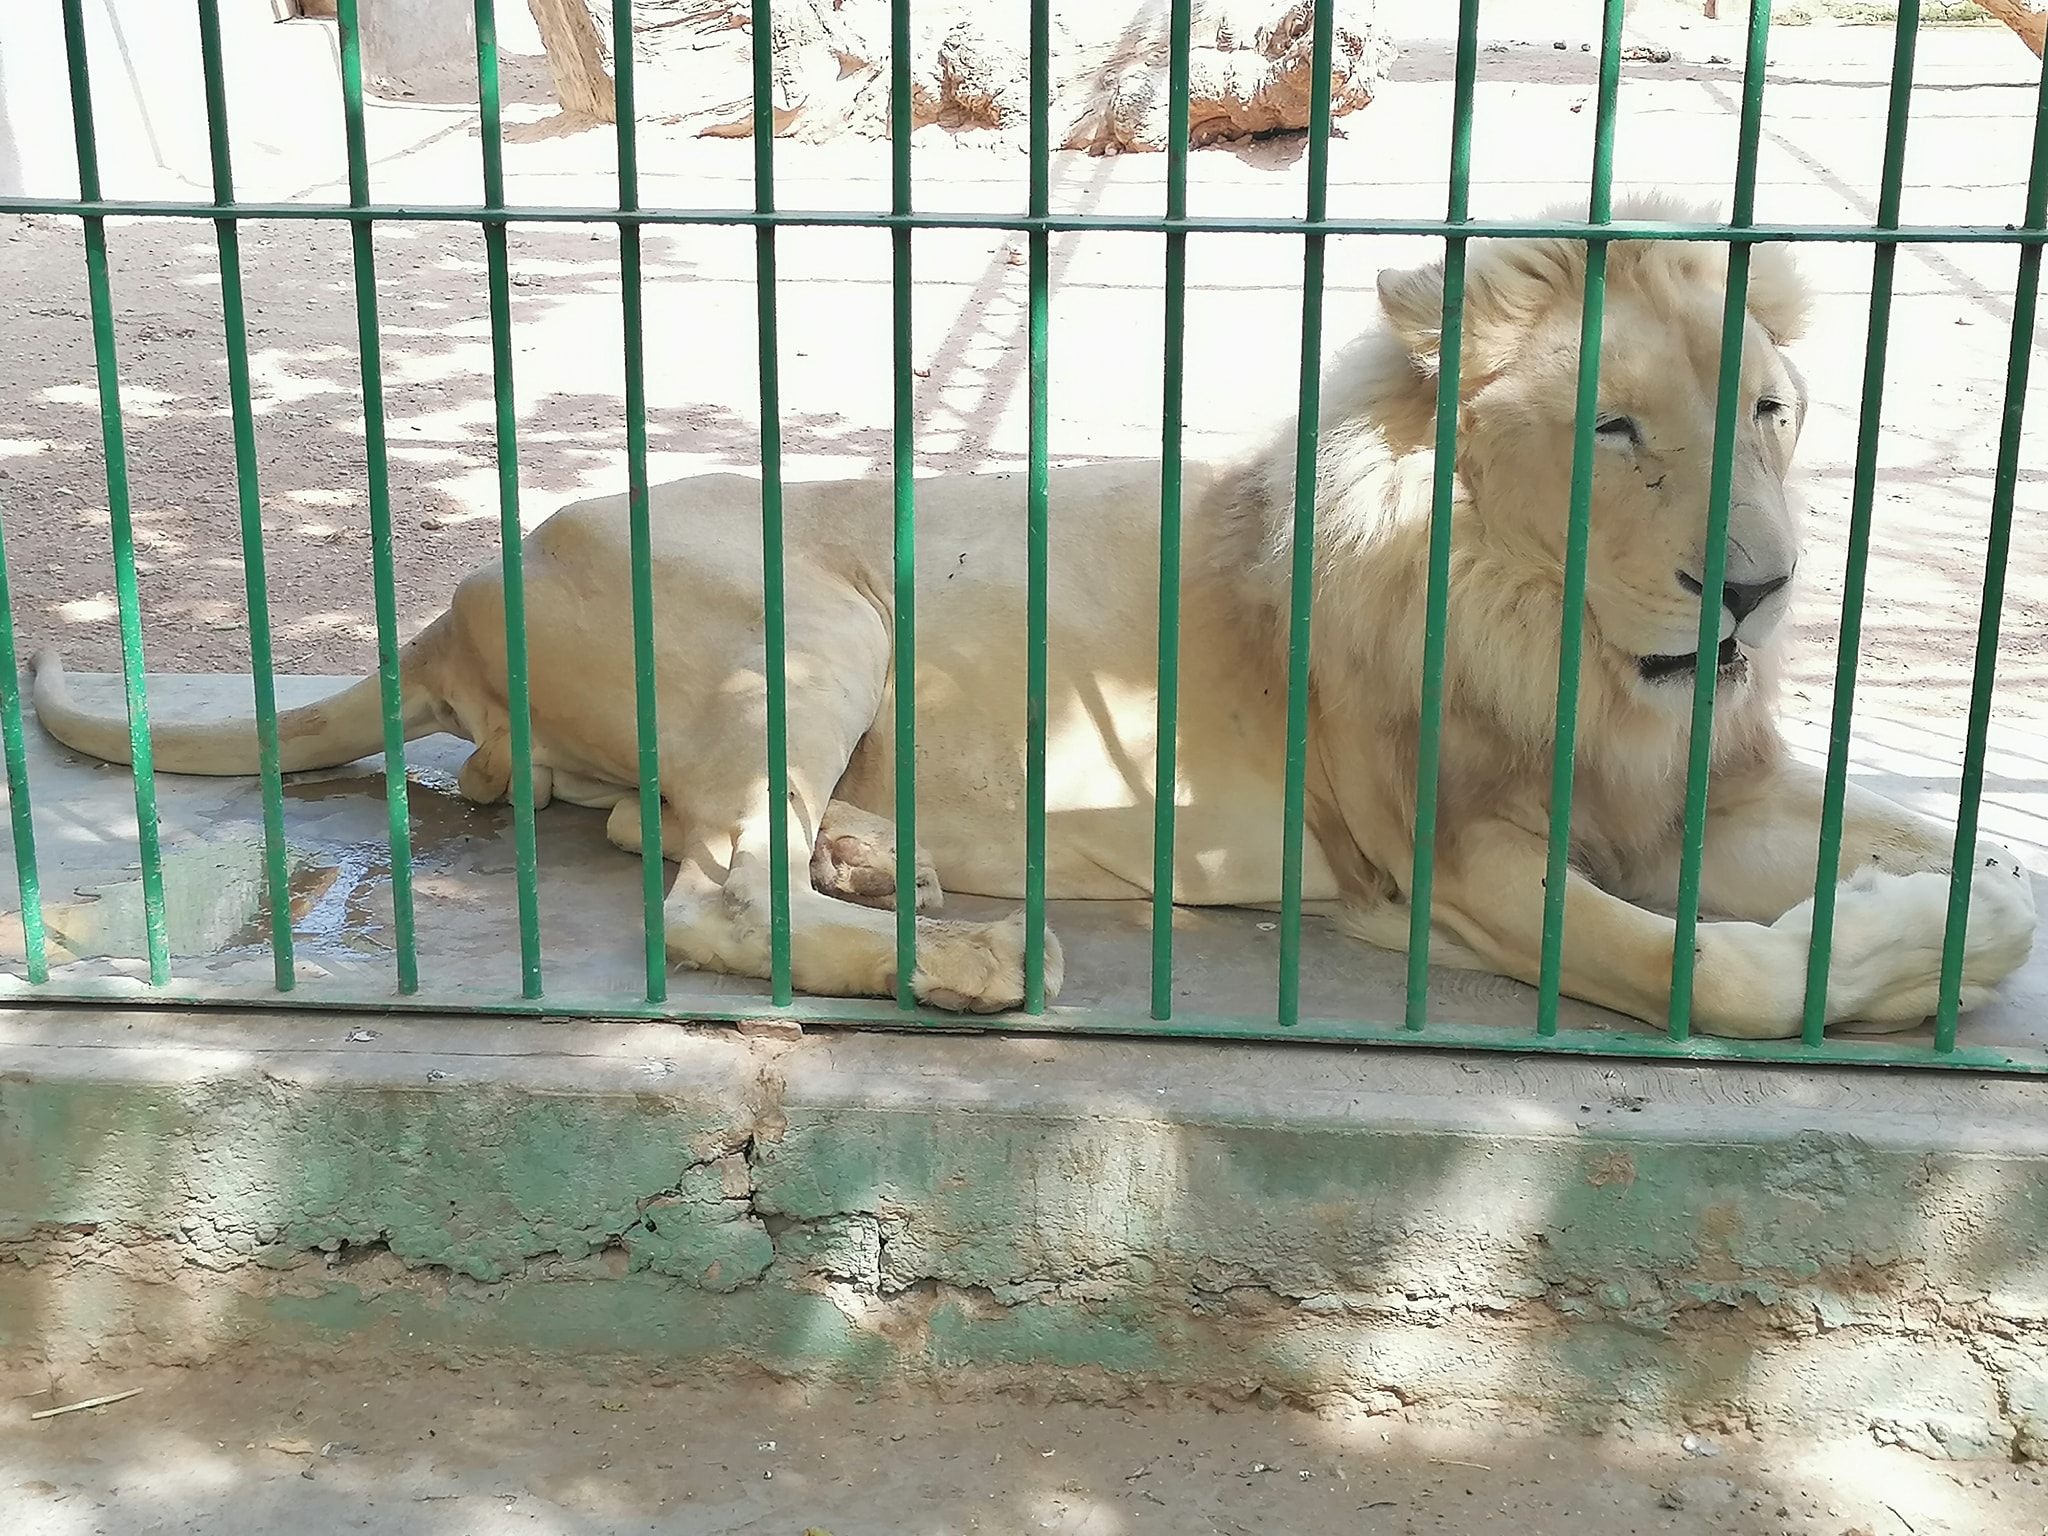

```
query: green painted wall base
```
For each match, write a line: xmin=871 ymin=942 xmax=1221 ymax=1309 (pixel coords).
xmin=3 ymin=1010 xmax=2046 ymax=1459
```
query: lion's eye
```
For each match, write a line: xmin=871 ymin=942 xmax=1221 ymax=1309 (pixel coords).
xmin=1595 ymin=415 xmax=1640 ymax=447
xmin=1756 ymin=397 xmax=1789 ymax=422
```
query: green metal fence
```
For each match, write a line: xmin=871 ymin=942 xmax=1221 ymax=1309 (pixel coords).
xmin=2 ymin=0 xmax=2045 ymax=1073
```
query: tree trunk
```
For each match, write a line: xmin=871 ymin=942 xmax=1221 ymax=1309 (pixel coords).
xmin=527 ymin=0 xmax=617 ymax=120
xmin=1978 ymin=0 xmax=2048 ymax=60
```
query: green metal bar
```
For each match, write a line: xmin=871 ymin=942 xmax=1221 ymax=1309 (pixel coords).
xmin=1404 ymin=0 xmax=1482 ymax=1029
xmin=0 ymin=500 xmax=48 ymax=984
xmin=1668 ymin=0 xmax=1773 ymax=1040
xmin=16 ymin=197 xmax=2048 ymax=246
xmin=197 ymin=0 xmax=294 ymax=992
xmin=890 ymin=0 xmax=918 ymax=1009
xmin=1275 ymin=0 xmax=1337 ymax=1028
xmin=1802 ymin=3 xmax=1922 ymax=1042
xmin=1536 ymin=0 xmax=1627 ymax=1035
xmin=336 ymin=0 xmax=420 ymax=993
xmin=1023 ymin=0 xmax=1051 ymax=1015
xmin=614 ymin=0 xmax=666 ymax=1004
xmin=474 ymin=0 xmax=545 ymax=999
xmin=15 ymin=972 xmax=2048 ymax=1077
xmin=60 ymin=0 xmax=169 ymax=986
xmin=1667 ymin=248 xmax=1753 ymax=1039
xmin=1149 ymin=0 xmax=1194 ymax=1020
xmin=753 ymin=0 xmax=794 ymax=1007
xmin=1933 ymin=46 xmax=2048 ymax=1050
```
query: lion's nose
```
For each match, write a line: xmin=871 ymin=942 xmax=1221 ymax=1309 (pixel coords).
xmin=1722 ymin=574 xmax=1789 ymax=623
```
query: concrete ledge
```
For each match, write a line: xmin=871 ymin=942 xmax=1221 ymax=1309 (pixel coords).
xmin=3 ymin=1010 xmax=2046 ymax=1458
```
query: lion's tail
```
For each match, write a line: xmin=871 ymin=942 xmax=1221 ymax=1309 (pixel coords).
xmin=28 ymin=645 xmax=441 ymax=777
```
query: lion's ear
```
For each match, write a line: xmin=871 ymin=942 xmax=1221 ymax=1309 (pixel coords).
xmin=1376 ymin=260 xmax=1450 ymax=359
xmin=1746 ymin=242 xmax=1809 ymax=346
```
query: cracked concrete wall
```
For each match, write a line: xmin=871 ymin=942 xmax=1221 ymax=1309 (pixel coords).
xmin=2 ymin=1015 xmax=2046 ymax=1458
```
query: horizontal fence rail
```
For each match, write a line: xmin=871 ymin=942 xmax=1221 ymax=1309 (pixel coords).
xmin=14 ymin=200 xmax=2048 ymax=244
xmin=0 ymin=0 xmax=2043 ymax=1077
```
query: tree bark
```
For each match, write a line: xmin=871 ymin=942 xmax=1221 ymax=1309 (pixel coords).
xmin=526 ymin=0 xmax=617 ymax=121
xmin=1978 ymin=0 xmax=2048 ymax=60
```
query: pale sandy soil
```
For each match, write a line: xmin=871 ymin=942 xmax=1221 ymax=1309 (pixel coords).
xmin=5 ymin=1360 xmax=2047 ymax=1536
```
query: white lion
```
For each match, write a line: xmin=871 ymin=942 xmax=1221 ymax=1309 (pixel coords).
xmin=31 ymin=194 xmax=2035 ymax=1035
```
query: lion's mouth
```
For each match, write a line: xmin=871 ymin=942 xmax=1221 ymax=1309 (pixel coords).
xmin=1636 ymin=636 xmax=1743 ymax=685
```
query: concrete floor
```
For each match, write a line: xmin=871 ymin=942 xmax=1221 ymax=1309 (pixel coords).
xmin=3 ymin=672 xmax=2044 ymax=1066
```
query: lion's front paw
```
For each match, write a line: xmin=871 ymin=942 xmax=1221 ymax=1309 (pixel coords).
xmin=911 ymin=911 xmax=1064 ymax=1014
xmin=1803 ymin=841 xmax=2036 ymax=1029
xmin=1959 ymin=837 xmax=2036 ymax=978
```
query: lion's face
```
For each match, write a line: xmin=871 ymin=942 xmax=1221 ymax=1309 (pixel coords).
xmin=1375 ymin=208 xmax=1810 ymax=698
xmin=1463 ymin=279 xmax=1805 ymax=687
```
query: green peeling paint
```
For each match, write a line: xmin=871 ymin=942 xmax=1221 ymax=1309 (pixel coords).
xmin=2 ymin=1056 xmax=2046 ymax=1447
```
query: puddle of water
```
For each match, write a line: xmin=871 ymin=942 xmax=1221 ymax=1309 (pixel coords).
xmin=0 ymin=831 xmax=278 ymax=963
xmin=284 ymin=765 xmax=505 ymax=836
xmin=2 ymin=751 xmax=642 ymax=995
xmin=241 ymin=769 xmax=513 ymax=959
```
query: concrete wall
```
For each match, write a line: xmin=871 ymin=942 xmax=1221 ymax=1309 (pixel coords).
xmin=4 ymin=0 xmax=286 ymax=201
xmin=359 ymin=0 xmax=476 ymax=98
xmin=0 ymin=0 xmax=540 ymax=201
xmin=3 ymin=1009 xmax=2046 ymax=1458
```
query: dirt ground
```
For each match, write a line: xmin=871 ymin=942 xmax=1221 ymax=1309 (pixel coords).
xmin=3 ymin=1360 xmax=2046 ymax=1536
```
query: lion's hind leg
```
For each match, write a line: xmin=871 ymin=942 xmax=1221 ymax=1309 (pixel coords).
xmin=655 ymin=578 xmax=1055 ymax=1012
xmin=664 ymin=793 xmax=1057 ymax=1014
xmin=452 ymin=730 xmax=556 ymax=810
xmin=602 ymin=793 xmax=690 ymax=858
xmin=810 ymin=800 xmax=943 ymax=912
